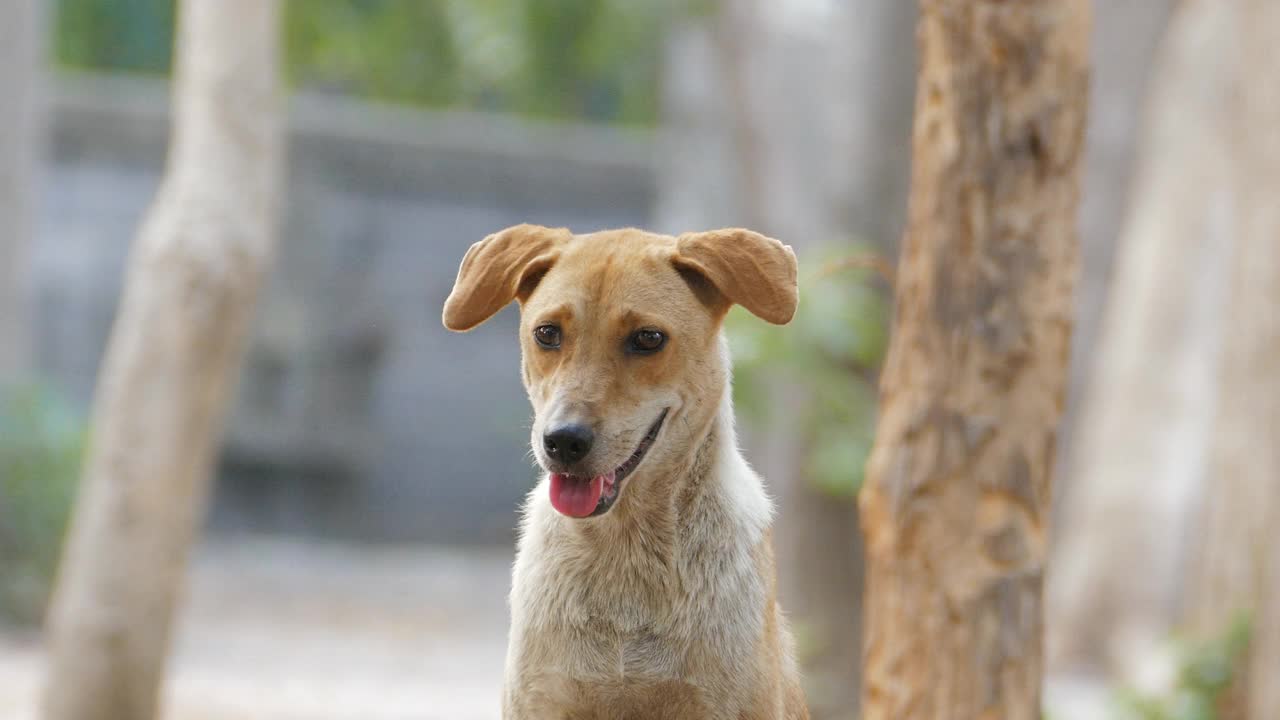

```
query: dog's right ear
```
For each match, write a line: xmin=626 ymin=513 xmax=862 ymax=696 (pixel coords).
xmin=442 ymin=224 xmax=570 ymax=332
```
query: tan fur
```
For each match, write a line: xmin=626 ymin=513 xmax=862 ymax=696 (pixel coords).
xmin=444 ymin=226 xmax=808 ymax=719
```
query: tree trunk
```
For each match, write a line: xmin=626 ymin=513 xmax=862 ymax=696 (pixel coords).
xmin=1045 ymin=0 xmax=1238 ymax=689
xmin=830 ymin=0 xmax=917 ymax=253
xmin=41 ymin=2 xmax=282 ymax=719
xmin=0 ymin=0 xmax=42 ymax=381
xmin=1053 ymin=0 xmax=1175 ymax=514
xmin=1181 ymin=2 xmax=1280 ymax=717
xmin=709 ymin=3 xmax=918 ymax=717
xmin=658 ymin=4 xmax=915 ymax=716
xmin=858 ymin=2 xmax=1090 ymax=718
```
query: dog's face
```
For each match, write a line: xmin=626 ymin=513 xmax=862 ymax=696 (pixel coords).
xmin=443 ymin=226 xmax=796 ymax=519
xmin=516 ymin=231 xmax=721 ymax=518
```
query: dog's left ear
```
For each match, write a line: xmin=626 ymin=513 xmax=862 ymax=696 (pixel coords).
xmin=673 ymin=228 xmax=798 ymax=325
xmin=443 ymin=224 xmax=570 ymax=331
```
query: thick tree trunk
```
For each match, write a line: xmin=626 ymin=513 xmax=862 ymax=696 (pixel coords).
xmin=1054 ymin=0 xmax=1175 ymax=511
xmin=41 ymin=2 xmax=282 ymax=719
xmin=715 ymin=7 xmax=851 ymax=715
xmin=830 ymin=0 xmax=917 ymax=253
xmin=1181 ymin=2 xmax=1280 ymax=717
xmin=658 ymin=4 xmax=915 ymax=716
xmin=858 ymin=2 xmax=1089 ymax=718
xmin=0 ymin=0 xmax=42 ymax=380
xmin=1046 ymin=0 xmax=1238 ymax=688
xmin=710 ymin=4 xmax=918 ymax=717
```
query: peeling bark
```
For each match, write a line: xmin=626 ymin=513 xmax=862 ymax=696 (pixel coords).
xmin=41 ymin=2 xmax=283 ymax=719
xmin=859 ymin=2 xmax=1089 ymax=718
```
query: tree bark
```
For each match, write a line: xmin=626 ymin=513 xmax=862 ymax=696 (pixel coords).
xmin=858 ymin=2 xmax=1089 ymax=718
xmin=709 ymin=3 xmax=917 ymax=717
xmin=830 ymin=0 xmax=917 ymax=254
xmin=41 ymin=2 xmax=283 ymax=719
xmin=1053 ymin=0 xmax=1175 ymax=512
xmin=1045 ymin=0 xmax=1238 ymax=688
xmin=0 ymin=0 xmax=42 ymax=381
xmin=658 ymin=4 xmax=915 ymax=716
xmin=1180 ymin=2 xmax=1280 ymax=717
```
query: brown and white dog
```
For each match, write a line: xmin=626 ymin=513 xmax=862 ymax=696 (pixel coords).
xmin=443 ymin=225 xmax=808 ymax=719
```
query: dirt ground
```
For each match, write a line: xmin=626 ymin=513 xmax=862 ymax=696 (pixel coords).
xmin=0 ymin=536 xmax=1116 ymax=720
xmin=0 ymin=537 xmax=512 ymax=719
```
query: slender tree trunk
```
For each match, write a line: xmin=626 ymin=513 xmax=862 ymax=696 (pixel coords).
xmin=1181 ymin=2 xmax=1280 ymax=717
xmin=0 ymin=0 xmax=42 ymax=381
xmin=858 ymin=2 xmax=1089 ymax=718
xmin=1046 ymin=0 xmax=1238 ymax=689
xmin=41 ymin=2 xmax=282 ymax=718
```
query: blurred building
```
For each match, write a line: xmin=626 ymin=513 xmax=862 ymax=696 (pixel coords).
xmin=34 ymin=73 xmax=656 ymax=543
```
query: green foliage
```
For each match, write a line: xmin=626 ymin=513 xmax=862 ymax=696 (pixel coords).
xmin=0 ymin=384 xmax=85 ymax=625
xmin=1113 ymin=614 xmax=1253 ymax=720
xmin=285 ymin=1 xmax=462 ymax=107
xmin=55 ymin=0 xmax=175 ymax=75
xmin=54 ymin=0 xmax=688 ymax=124
xmin=514 ymin=0 xmax=675 ymax=123
xmin=726 ymin=244 xmax=891 ymax=497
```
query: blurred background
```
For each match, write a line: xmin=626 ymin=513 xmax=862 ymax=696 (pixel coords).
xmin=2 ymin=0 xmax=1267 ymax=718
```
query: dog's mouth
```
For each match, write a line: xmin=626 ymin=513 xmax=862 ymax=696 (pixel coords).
xmin=548 ymin=409 xmax=668 ymax=519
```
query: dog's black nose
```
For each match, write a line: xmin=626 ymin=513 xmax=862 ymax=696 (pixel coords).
xmin=544 ymin=424 xmax=594 ymax=465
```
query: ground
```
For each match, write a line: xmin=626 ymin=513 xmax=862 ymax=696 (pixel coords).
xmin=0 ymin=536 xmax=1114 ymax=720
xmin=0 ymin=536 xmax=512 ymax=719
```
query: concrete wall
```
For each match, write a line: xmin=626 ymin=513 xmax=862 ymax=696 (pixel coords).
xmin=34 ymin=73 xmax=656 ymax=544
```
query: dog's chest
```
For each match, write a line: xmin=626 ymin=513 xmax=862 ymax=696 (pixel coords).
xmin=519 ymin=574 xmax=691 ymax=678
xmin=510 ymin=528 xmax=765 ymax=680
xmin=619 ymin=623 xmax=681 ymax=676
xmin=507 ymin=486 xmax=773 ymax=717
xmin=511 ymin=616 xmax=731 ymax=719
xmin=513 ymin=675 xmax=714 ymax=720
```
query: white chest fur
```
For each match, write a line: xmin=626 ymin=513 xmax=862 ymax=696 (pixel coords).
xmin=504 ymin=436 xmax=775 ymax=712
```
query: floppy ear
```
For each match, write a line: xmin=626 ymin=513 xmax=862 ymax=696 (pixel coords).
xmin=673 ymin=228 xmax=799 ymax=325
xmin=442 ymin=224 xmax=570 ymax=331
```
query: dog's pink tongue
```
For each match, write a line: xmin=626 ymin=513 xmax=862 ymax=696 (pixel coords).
xmin=549 ymin=473 xmax=605 ymax=518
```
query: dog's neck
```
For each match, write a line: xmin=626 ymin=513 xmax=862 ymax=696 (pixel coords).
xmin=560 ymin=372 xmax=771 ymax=586
xmin=519 ymin=380 xmax=772 ymax=636
xmin=515 ymin=346 xmax=773 ymax=636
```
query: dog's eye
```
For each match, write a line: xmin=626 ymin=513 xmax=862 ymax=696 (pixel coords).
xmin=627 ymin=329 xmax=666 ymax=354
xmin=534 ymin=324 xmax=562 ymax=349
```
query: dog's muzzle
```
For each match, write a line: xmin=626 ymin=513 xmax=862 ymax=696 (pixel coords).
xmin=546 ymin=409 xmax=668 ymax=518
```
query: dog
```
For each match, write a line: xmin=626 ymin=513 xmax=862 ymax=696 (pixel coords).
xmin=443 ymin=225 xmax=808 ymax=719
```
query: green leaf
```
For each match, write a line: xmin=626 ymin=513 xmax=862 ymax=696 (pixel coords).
xmin=58 ymin=0 xmax=703 ymax=125
xmin=0 ymin=382 xmax=86 ymax=625
xmin=724 ymin=240 xmax=891 ymax=498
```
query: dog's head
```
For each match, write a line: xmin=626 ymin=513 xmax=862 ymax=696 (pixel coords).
xmin=443 ymin=225 xmax=797 ymax=519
